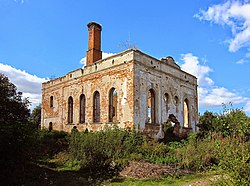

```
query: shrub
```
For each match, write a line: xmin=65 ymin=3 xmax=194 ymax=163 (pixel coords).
xmin=68 ymin=126 xmax=144 ymax=170
xmin=37 ymin=129 xmax=69 ymax=158
xmin=171 ymin=131 xmax=249 ymax=185
xmin=215 ymin=137 xmax=250 ymax=185
xmin=198 ymin=105 xmax=250 ymax=140
xmin=68 ymin=125 xmax=183 ymax=170
xmin=197 ymin=111 xmax=218 ymax=138
xmin=138 ymin=140 xmax=175 ymax=164
xmin=175 ymin=133 xmax=219 ymax=170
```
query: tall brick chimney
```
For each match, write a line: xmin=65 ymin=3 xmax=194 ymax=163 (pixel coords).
xmin=86 ymin=22 xmax=102 ymax=66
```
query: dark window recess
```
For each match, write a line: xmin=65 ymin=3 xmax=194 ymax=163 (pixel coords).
xmin=68 ymin=96 xmax=73 ymax=124
xmin=50 ymin=96 xmax=53 ymax=107
xmin=108 ymin=88 xmax=117 ymax=122
xmin=93 ymin=91 xmax=100 ymax=122
xmin=79 ymin=94 xmax=86 ymax=123
xmin=49 ymin=122 xmax=53 ymax=131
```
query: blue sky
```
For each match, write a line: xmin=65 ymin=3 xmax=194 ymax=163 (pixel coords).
xmin=0 ymin=0 xmax=250 ymax=114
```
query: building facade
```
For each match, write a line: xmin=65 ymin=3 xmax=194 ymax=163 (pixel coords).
xmin=41 ymin=22 xmax=198 ymax=136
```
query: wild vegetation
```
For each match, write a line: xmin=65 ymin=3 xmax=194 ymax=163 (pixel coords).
xmin=0 ymin=73 xmax=249 ymax=185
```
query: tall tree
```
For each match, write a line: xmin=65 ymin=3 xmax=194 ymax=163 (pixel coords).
xmin=0 ymin=73 xmax=30 ymax=125
xmin=0 ymin=73 xmax=36 ymax=184
xmin=30 ymin=104 xmax=41 ymax=129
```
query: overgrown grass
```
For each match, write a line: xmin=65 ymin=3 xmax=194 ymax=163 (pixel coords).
xmin=166 ymin=132 xmax=249 ymax=185
xmin=68 ymin=126 xmax=142 ymax=170
xmin=67 ymin=125 xmax=183 ymax=171
xmin=15 ymin=106 xmax=249 ymax=185
xmin=22 ymin=130 xmax=247 ymax=185
xmin=64 ymin=117 xmax=249 ymax=185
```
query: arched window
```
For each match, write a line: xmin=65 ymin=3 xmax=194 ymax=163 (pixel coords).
xmin=174 ymin=96 xmax=179 ymax=114
xmin=68 ymin=96 xmax=73 ymax=124
xmin=79 ymin=94 xmax=86 ymax=123
xmin=147 ymin=89 xmax=155 ymax=124
xmin=164 ymin=93 xmax=170 ymax=116
xmin=93 ymin=91 xmax=100 ymax=122
xmin=109 ymin=88 xmax=117 ymax=122
xmin=183 ymin=99 xmax=189 ymax=128
xmin=49 ymin=122 xmax=53 ymax=131
xmin=50 ymin=96 xmax=53 ymax=107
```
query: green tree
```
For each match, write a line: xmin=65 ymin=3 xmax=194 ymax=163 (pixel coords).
xmin=0 ymin=73 xmax=37 ymax=184
xmin=30 ymin=104 xmax=41 ymax=129
xmin=198 ymin=106 xmax=250 ymax=140
xmin=197 ymin=111 xmax=218 ymax=138
xmin=0 ymin=74 xmax=30 ymax=125
xmin=217 ymin=105 xmax=250 ymax=139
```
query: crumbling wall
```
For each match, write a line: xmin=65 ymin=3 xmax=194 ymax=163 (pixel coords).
xmin=133 ymin=50 xmax=198 ymax=136
xmin=42 ymin=50 xmax=135 ymax=132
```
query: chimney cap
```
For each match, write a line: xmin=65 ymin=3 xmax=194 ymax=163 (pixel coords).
xmin=87 ymin=22 xmax=102 ymax=31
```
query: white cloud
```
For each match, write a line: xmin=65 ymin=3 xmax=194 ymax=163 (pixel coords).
xmin=244 ymin=101 xmax=250 ymax=112
xmin=195 ymin=0 xmax=250 ymax=52
xmin=180 ymin=53 xmax=250 ymax=113
xmin=80 ymin=57 xmax=86 ymax=66
xmin=236 ymin=58 xmax=248 ymax=64
xmin=180 ymin=53 xmax=214 ymax=86
xmin=0 ymin=63 xmax=47 ymax=108
xmin=200 ymin=87 xmax=248 ymax=107
xmin=80 ymin=52 xmax=115 ymax=67
xmin=14 ymin=0 xmax=24 ymax=4
xmin=246 ymin=52 xmax=250 ymax=57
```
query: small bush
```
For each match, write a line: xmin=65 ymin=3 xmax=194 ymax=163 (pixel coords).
xmin=175 ymin=133 xmax=219 ymax=170
xmin=138 ymin=140 xmax=174 ymax=164
xmin=37 ymin=129 xmax=69 ymax=158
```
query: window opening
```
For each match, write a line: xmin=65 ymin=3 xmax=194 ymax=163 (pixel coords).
xmin=147 ymin=89 xmax=155 ymax=124
xmin=164 ymin=93 xmax=169 ymax=116
xmin=174 ymin=96 xmax=179 ymax=114
xmin=79 ymin=94 xmax=86 ymax=123
xmin=50 ymin=96 xmax=53 ymax=107
xmin=49 ymin=122 xmax=53 ymax=131
xmin=183 ymin=99 xmax=189 ymax=128
xmin=108 ymin=88 xmax=117 ymax=122
xmin=68 ymin=96 xmax=73 ymax=124
xmin=93 ymin=91 xmax=100 ymax=122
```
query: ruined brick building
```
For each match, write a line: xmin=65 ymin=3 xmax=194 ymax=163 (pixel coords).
xmin=41 ymin=22 xmax=198 ymax=136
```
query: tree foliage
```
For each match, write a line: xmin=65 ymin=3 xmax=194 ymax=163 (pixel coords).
xmin=0 ymin=73 xmax=30 ymax=125
xmin=198 ymin=105 xmax=250 ymax=140
xmin=0 ymin=73 xmax=37 ymax=184
xmin=30 ymin=104 xmax=41 ymax=129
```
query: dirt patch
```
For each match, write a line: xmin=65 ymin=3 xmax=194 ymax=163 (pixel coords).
xmin=119 ymin=161 xmax=193 ymax=179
